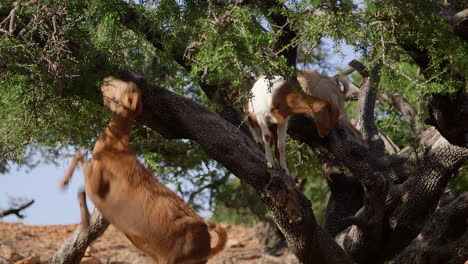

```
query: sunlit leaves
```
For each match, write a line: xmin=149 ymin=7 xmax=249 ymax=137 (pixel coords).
xmin=1 ymin=0 xmax=467 ymax=221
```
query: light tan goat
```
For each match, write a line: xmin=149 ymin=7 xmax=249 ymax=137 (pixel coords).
xmin=60 ymin=77 xmax=227 ymax=264
xmin=244 ymin=70 xmax=361 ymax=175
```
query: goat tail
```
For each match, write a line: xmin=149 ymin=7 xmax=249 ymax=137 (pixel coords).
xmin=206 ymin=222 xmax=228 ymax=259
xmin=336 ymin=75 xmax=350 ymax=97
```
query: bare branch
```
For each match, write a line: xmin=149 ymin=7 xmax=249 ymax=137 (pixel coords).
xmin=350 ymin=60 xmax=385 ymax=157
xmin=426 ymin=89 xmax=468 ymax=147
xmin=377 ymin=128 xmax=400 ymax=154
xmin=0 ymin=199 xmax=34 ymax=219
xmin=285 ymin=115 xmax=364 ymax=238
xmin=377 ymin=93 xmax=421 ymax=131
xmin=0 ymin=0 xmax=40 ymax=36
xmin=51 ymin=209 xmax=109 ymax=264
xmin=440 ymin=4 xmax=468 ymax=41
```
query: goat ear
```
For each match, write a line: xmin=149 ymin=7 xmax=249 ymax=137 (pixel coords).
xmin=311 ymin=99 xmax=329 ymax=113
xmin=126 ymin=93 xmax=141 ymax=112
xmin=311 ymin=100 xmax=331 ymax=137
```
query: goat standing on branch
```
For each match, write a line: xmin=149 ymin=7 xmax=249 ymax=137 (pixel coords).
xmin=59 ymin=77 xmax=227 ymax=264
xmin=245 ymin=70 xmax=362 ymax=175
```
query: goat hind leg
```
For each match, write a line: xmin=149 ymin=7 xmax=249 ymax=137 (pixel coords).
xmin=277 ymin=121 xmax=290 ymax=175
xmin=78 ymin=191 xmax=90 ymax=229
xmin=258 ymin=121 xmax=274 ymax=168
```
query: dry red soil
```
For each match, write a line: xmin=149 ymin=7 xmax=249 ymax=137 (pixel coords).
xmin=0 ymin=221 xmax=299 ymax=264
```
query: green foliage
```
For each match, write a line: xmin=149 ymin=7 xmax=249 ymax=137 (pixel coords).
xmin=1 ymin=0 xmax=466 ymax=225
xmin=449 ymin=165 xmax=468 ymax=194
xmin=211 ymin=178 xmax=267 ymax=226
xmin=287 ymin=140 xmax=329 ymax=222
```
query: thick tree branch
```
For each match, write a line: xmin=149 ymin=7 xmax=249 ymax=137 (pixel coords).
xmin=350 ymin=60 xmax=385 ymax=157
xmin=286 ymin=114 xmax=364 ymax=238
xmin=51 ymin=209 xmax=109 ymax=264
xmin=440 ymin=4 xmax=468 ymax=41
xmin=426 ymin=89 xmax=468 ymax=147
xmin=132 ymin=81 xmax=354 ymax=264
xmin=377 ymin=128 xmax=400 ymax=154
xmin=335 ymin=172 xmax=387 ymax=264
xmin=390 ymin=193 xmax=468 ymax=264
xmin=383 ymin=136 xmax=468 ymax=260
xmin=377 ymin=92 xmax=424 ymax=136
xmin=324 ymin=173 xmax=364 ymax=238
xmin=0 ymin=199 xmax=34 ymax=219
xmin=287 ymin=113 xmax=389 ymax=263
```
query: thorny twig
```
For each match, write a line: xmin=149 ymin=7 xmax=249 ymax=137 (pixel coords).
xmin=0 ymin=0 xmax=39 ymax=36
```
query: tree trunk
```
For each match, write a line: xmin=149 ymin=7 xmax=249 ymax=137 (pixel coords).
xmin=51 ymin=209 xmax=109 ymax=264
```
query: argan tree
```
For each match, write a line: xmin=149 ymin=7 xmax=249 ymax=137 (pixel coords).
xmin=0 ymin=1 xmax=466 ymax=263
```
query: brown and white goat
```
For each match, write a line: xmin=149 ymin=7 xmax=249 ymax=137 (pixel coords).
xmin=245 ymin=70 xmax=360 ymax=175
xmin=60 ymin=77 xmax=227 ymax=264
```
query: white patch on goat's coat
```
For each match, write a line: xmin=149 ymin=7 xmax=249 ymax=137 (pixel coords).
xmin=247 ymin=76 xmax=291 ymax=175
xmin=247 ymin=76 xmax=286 ymax=125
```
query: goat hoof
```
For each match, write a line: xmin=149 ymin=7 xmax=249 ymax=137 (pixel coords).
xmin=266 ymin=162 xmax=273 ymax=168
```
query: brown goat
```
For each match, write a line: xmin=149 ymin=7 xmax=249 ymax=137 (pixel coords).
xmin=60 ymin=77 xmax=227 ymax=264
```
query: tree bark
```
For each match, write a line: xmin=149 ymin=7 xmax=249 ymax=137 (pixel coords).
xmin=51 ymin=209 xmax=109 ymax=264
xmin=134 ymin=82 xmax=355 ymax=264
xmin=390 ymin=193 xmax=468 ymax=264
xmin=46 ymin=2 xmax=468 ymax=263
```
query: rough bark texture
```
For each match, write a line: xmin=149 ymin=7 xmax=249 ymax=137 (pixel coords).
xmin=49 ymin=1 xmax=468 ymax=264
xmin=383 ymin=139 xmax=468 ymax=260
xmin=52 ymin=71 xmax=468 ymax=264
xmin=135 ymin=82 xmax=355 ymax=264
xmin=390 ymin=193 xmax=468 ymax=264
xmin=426 ymin=90 xmax=468 ymax=147
xmin=51 ymin=209 xmax=109 ymax=264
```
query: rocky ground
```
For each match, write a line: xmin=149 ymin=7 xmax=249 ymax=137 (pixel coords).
xmin=0 ymin=221 xmax=299 ymax=264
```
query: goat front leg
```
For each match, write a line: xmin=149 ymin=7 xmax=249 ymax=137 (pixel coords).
xmin=59 ymin=151 xmax=85 ymax=189
xmin=277 ymin=121 xmax=290 ymax=176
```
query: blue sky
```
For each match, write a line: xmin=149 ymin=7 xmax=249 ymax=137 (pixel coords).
xmin=0 ymin=154 xmax=87 ymax=225
xmin=1 ymin=41 xmax=358 ymax=226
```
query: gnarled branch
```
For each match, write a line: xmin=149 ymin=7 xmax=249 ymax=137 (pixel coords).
xmin=51 ymin=209 xmax=109 ymax=264
xmin=350 ymin=60 xmax=385 ymax=157
xmin=390 ymin=193 xmax=468 ymax=264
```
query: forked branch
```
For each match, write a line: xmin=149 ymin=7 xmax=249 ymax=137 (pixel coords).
xmin=0 ymin=199 xmax=34 ymax=219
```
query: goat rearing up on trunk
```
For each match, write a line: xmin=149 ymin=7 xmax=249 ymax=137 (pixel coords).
xmin=245 ymin=70 xmax=361 ymax=176
xmin=60 ymin=77 xmax=227 ymax=264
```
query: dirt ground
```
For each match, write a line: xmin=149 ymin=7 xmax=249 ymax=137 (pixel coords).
xmin=0 ymin=221 xmax=299 ymax=264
